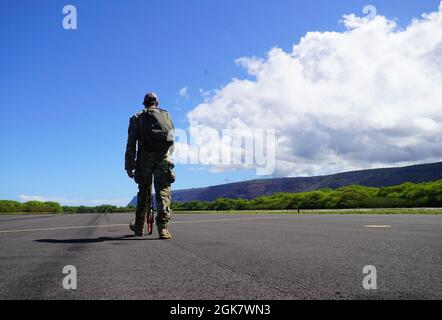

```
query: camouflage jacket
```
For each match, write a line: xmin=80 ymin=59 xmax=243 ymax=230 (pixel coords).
xmin=125 ymin=108 xmax=175 ymax=171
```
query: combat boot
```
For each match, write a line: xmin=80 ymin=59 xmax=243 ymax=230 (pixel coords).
xmin=157 ymin=224 xmax=172 ymax=240
xmin=130 ymin=220 xmax=144 ymax=237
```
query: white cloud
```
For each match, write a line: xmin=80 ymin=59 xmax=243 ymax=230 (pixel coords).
xmin=179 ymin=87 xmax=190 ymax=99
xmin=185 ymin=3 xmax=442 ymax=177
xmin=199 ymin=88 xmax=212 ymax=98
xmin=19 ymin=195 xmax=131 ymax=207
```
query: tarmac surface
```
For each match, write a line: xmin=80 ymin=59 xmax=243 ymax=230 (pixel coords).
xmin=0 ymin=213 xmax=441 ymax=300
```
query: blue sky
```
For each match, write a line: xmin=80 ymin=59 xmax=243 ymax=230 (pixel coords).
xmin=1 ymin=0 xmax=440 ymax=205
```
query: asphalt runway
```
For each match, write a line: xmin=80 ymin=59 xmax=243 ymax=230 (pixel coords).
xmin=0 ymin=213 xmax=441 ymax=300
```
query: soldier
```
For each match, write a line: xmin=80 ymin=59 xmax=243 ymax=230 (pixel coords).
xmin=125 ymin=92 xmax=176 ymax=239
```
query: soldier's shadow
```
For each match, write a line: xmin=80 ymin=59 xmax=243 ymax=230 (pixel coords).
xmin=34 ymin=235 xmax=160 ymax=244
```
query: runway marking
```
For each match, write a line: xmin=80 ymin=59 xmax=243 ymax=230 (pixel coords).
xmin=0 ymin=216 xmax=290 ymax=234
xmin=364 ymin=225 xmax=392 ymax=228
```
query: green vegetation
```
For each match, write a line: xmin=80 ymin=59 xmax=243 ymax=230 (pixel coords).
xmin=173 ymin=208 xmax=442 ymax=215
xmin=1 ymin=180 xmax=441 ymax=215
xmin=172 ymin=180 xmax=442 ymax=211
xmin=0 ymin=200 xmax=135 ymax=214
xmin=0 ymin=201 xmax=63 ymax=213
xmin=62 ymin=205 xmax=135 ymax=214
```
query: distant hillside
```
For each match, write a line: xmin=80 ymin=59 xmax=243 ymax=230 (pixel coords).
xmin=129 ymin=162 xmax=442 ymax=206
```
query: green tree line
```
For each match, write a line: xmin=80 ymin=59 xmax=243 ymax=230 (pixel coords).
xmin=2 ymin=180 xmax=441 ymax=213
xmin=0 ymin=200 xmax=135 ymax=214
xmin=62 ymin=205 xmax=135 ymax=214
xmin=0 ymin=201 xmax=64 ymax=213
xmin=172 ymin=180 xmax=442 ymax=211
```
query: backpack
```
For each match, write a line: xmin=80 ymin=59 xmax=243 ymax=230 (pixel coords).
xmin=138 ymin=108 xmax=174 ymax=152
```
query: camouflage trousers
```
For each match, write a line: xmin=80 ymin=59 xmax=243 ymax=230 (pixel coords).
xmin=134 ymin=152 xmax=175 ymax=231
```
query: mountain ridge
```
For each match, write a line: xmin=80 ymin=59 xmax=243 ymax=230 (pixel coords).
xmin=129 ymin=161 xmax=442 ymax=205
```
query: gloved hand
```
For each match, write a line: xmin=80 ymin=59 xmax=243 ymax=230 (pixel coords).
xmin=126 ymin=169 xmax=135 ymax=179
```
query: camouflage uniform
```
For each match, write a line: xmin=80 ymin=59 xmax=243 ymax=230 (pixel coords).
xmin=125 ymin=108 xmax=175 ymax=236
